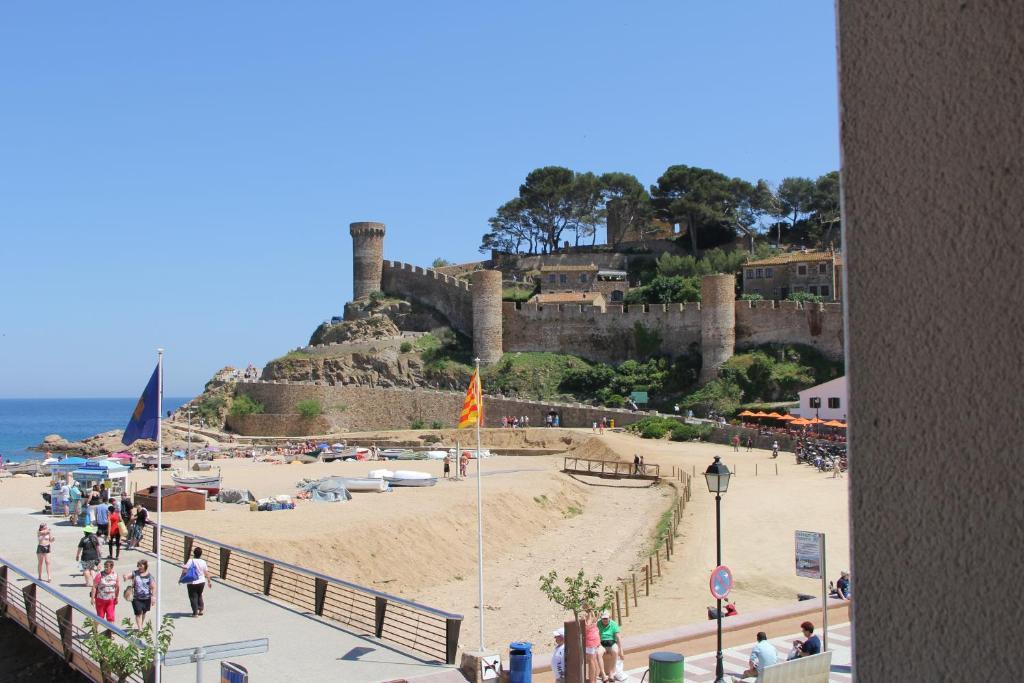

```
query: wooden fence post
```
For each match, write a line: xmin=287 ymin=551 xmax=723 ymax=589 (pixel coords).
xmin=445 ymin=618 xmax=462 ymax=665
xmin=219 ymin=547 xmax=231 ymax=580
xmin=374 ymin=596 xmax=388 ymax=638
xmin=643 ymin=567 xmax=650 ymax=596
xmin=615 ymin=590 xmax=622 ymax=623
xmin=656 ymin=552 xmax=661 ymax=577
xmin=56 ymin=605 xmax=73 ymax=660
xmin=632 ymin=574 xmax=638 ymax=607
xmin=314 ymin=577 xmax=327 ymax=616
xmin=22 ymin=583 xmax=37 ymax=634
xmin=622 ymin=580 xmax=630 ymax=617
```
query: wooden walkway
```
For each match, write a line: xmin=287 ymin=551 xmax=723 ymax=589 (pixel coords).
xmin=562 ymin=457 xmax=660 ymax=481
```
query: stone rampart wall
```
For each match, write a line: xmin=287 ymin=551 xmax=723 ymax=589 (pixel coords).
xmin=501 ymin=300 xmax=844 ymax=363
xmin=380 ymin=261 xmax=474 ymax=336
xmin=233 ymin=382 xmax=660 ymax=432
xmin=225 ymin=413 xmax=335 ymax=437
xmin=735 ymin=300 xmax=844 ymax=360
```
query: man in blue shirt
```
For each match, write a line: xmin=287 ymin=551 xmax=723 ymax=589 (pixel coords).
xmin=792 ymin=621 xmax=821 ymax=659
xmin=736 ymin=631 xmax=779 ymax=679
xmin=94 ymin=500 xmax=110 ymax=539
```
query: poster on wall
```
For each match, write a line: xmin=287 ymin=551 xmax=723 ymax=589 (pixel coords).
xmin=795 ymin=530 xmax=824 ymax=579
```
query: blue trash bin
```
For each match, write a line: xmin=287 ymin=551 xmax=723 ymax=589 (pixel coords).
xmin=508 ymin=641 xmax=533 ymax=683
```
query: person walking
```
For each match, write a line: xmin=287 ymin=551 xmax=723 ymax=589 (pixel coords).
xmin=459 ymin=452 xmax=469 ymax=478
xmin=124 ymin=559 xmax=156 ymax=629
xmin=91 ymin=559 xmax=120 ymax=622
xmin=746 ymin=436 xmax=753 ymax=452
xmin=180 ymin=547 xmax=212 ymax=617
xmin=94 ymin=496 xmax=110 ymax=539
xmin=36 ymin=523 xmax=55 ymax=582
xmin=443 ymin=454 xmax=451 ymax=479
xmin=736 ymin=631 xmax=779 ymax=679
xmin=582 ymin=606 xmax=604 ymax=683
xmin=551 ymin=627 xmax=567 ymax=683
xmin=68 ymin=481 xmax=83 ymax=525
xmin=76 ymin=525 xmax=102 ymax=587
xmin=106 ymin=505 xmax=122 ymax=560
xmin=128 ymin=503 xmax=148 ymax=550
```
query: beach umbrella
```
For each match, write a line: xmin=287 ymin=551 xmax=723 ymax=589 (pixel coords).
xmin=777 ymin=414 xmax=797 ymax=422
xmin=766 ymin=412 xmax=784 ymax=419
xmin=823 ymin=420 xmax=847 ymax=428
xmin=752 ymin=411 xmax=770 ymax=417
xmin=738 ymin=410 xmax=755 ymax=417
xmin=789 ymin=418 xmax=811 ymax=427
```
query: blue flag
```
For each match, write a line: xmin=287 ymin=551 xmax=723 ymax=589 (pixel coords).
xmin=122 ymin=365 xmax=160 ymax=445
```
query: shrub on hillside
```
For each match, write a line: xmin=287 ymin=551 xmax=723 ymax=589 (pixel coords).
xmin=430 ymin=420 xmax=445 ymax=430
xmin=296 ymin=399 xmax=323 ymax=419
xmin=669 ymin=423 xmax=711 ymax=442
xmin=229 ymin=394 xmax=264 ymax=417
xmin=399 ymin=341 xmax=413 ymax=353
xmin=410 ymin=418 xmax=426 ymax=429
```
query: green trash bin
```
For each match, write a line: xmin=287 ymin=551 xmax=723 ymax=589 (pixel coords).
xmin=648 ymin=651 xmax=684 ymax=683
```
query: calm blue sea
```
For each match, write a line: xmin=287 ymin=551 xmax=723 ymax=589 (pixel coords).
xmin=0 ymin=398 xmax=189 ymax=462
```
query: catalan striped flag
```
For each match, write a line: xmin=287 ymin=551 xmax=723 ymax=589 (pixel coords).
xmin=458 ymin=368 xmax=482 ymax=429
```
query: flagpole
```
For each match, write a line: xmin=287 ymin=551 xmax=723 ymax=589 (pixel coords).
xmin=154 ymin=348 xmax=163 ymax=683
xmin=474 ymin=358 xmax=485 ymax=652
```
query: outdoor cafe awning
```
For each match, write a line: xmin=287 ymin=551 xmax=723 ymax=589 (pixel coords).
xmin=777 ymin=414 xmax=797 ymax=421
xmin=823 ymin=420 xmax=847 ymax=428
xmin=738 ymin=410 xmax=756 ymax=417
xmin=766 ymin=412 xmax=784 ymax=419
xmin=789 ymin=418 xmax=812 ymax=426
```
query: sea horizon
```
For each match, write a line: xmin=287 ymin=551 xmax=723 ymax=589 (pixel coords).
xmin=0 ymin=397 xmax=190 ymax=462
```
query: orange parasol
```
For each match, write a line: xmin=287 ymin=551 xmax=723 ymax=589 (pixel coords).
xmin=738 ymin=410 xmax=756 ymax=417
xmin=789 ymin=418 xmax=811 ymax=426
xmin=766 ymin=412 xmax=784 ymax=419
xmin=752 ymin=411 xmax=770 ymax=417
xmin=808 ymin=417 xmax=826 ymax=424
xmin=823 ymin=420 xmax=847 ymax=428
xmin=777 ymin=414 xmax=797 ymax=421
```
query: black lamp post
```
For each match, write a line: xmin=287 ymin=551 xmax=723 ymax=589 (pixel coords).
xmin=704 ymin=455 xmax=732 ymax=683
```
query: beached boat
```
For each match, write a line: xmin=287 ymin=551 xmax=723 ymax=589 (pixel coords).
xmin=448 ymin=448 xmax=493 ymax=459
xmin=423 ymin=450 xmax=448 ymax=460
xmin=379 ymin=448 xmax=414 ymax=460
xmin=330 ymin=443 xmax=347 ymax=453
xmin=321 ymin=446 xmax=360 ymax=462
xmin=171 ymin=469 xmax=222 ymax=496
xmin=6 ymin=461 xmax=45 ymax=476
xmin=136 ymin=454 xmax=174 ymax=469
xmin=384 ymin=470 xmax=438 ymax=487
xmin=341 ymin=477 xmax=390 ymax=492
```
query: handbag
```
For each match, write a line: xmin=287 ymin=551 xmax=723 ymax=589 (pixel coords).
xmin=179 ymin=562 xmax=200 ymax=584
xmin=117 ymin=520 xmax=128 ymax=537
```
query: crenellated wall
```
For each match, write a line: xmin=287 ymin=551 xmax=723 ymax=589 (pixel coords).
xmin=735 ymin=300 xmax=844 ymax=360
xmin=501 ymin=299 xmax=843 ymax=363
xmin=380 ymin=261 xmax=474 ymax=336
xmin=502 ymin=301 xmax=703 ymax=363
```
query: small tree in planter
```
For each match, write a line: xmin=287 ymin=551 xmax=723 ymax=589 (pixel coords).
xmin=83 ymin=616 xmax=174 ymax=683
xmin=539 ymin=569 xmax=614 ymax=683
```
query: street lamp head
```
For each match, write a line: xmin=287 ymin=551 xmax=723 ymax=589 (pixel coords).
xmin=704 ymin=456 xmax=732 ymax=494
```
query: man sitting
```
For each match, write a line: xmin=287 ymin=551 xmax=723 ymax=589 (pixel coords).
xmin=597 ymin=610 xmax=625 ymax=681
xmin=734 ymin=631 xmax=778 ymax=680
xmin=788 ymin=621 xmax=822 ymax=660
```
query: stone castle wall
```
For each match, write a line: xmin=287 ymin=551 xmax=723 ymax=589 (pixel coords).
xmin=699 ymin=274 xmax=737 ymax=383
xmin=501 ymin=299 xmax=843 ymax=364
xmin=350 ymin=222 xmax=386 ymax=301
xmin=233 ymin=381 xmax=657 ymax=432
xmin=380 ymin=261 xmax=474 ymax=336
xmin=471 ymin=270 xmax=503 ymax=364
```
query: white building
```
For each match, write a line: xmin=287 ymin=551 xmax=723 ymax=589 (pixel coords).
xmin=794 ymin=376 xmax=848 ymax=421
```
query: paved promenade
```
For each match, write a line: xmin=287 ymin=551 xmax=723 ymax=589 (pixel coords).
xmin=0 ymin=508 xmax=460 ymax=682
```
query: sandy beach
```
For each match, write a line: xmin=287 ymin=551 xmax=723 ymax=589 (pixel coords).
xmin=0 ymin=428 xmax=849 ymax=653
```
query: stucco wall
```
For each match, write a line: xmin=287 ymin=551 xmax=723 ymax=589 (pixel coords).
xmin=380 ymin=261 xmax=474 ymax=336
xmin=233 ymin=382 xmax=660 ymax=432
xmin=838 ymin=1 xmax=1023 ymax=678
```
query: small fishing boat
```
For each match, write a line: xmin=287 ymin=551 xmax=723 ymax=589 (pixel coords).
xmin=330 ymin=443 xmax=347 ymax=453
xmin=423 ymin=450 xmax=448 ymax=460
xmin=367 ymin=468 xmax=393 ymax=479
xmin=384 ymin=470 xmax=438 ymax=487
xmin=171 ymin=469 xmax=222 ymax=496
xmin=321 ymin=446 xmax=360 ymax=462
xmin=449 ymin=448 xmax=492 ymax=459
xmin=6 ymin=461 xmax=45 ymax=476
xmin=341 ymin=477 xmax=390 ymax=492
xmin=380 ymin=448 xmax=415 ymax=460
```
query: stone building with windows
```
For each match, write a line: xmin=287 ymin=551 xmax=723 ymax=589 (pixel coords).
xmin=538 ymin=264 xmax=630 ymax=303
xmin=741 ymin=250 xmax=843 ymax=301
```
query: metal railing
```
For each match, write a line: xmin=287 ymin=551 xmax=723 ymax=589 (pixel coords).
xmin=140 ymin=522 xmax=463 ymax=664
xmin=0 ymin=556 xmax=149 ymax=683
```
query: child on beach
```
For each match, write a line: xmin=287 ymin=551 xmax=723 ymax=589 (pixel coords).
xmin=443 ymin=455 xmax=451 ymax=478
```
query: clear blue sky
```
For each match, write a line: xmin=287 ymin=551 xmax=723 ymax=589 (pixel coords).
xmin=0 ymin=2 xmax=838 ymax=398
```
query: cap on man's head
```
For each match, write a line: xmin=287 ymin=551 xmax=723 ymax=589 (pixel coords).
xmin=600 ymin=610 xmax=611 ymax=619
xmin=553 ymin=627 xmax=564 ymax=638
xmin=83 ymin=525 xmax=97 ymax=533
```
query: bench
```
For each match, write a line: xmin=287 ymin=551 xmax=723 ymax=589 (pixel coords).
xmin=758 ymin=651 xmax=833 ymax=682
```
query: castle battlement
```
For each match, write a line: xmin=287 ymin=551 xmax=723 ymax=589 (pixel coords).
xmin=384 ymin=260 xmax=472 ymax=293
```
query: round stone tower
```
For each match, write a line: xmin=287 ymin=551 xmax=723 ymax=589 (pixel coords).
xmin=349 ymin=221 xmax=386 ymax=302
xmin=699 ymin=274 xmax=737 ymax=384
xmin=471 ymin=269 xmax=504 ymax=365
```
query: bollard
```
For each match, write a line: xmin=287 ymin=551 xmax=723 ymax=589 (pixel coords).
xmin=648 ymin=652 xmax=684 ymax=683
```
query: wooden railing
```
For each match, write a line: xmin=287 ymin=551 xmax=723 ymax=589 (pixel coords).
xmin=609 ymin=470 xmax=692 ymax=625
xmin=563 ymin=456 xmax=661 ymax=480
xmin=0 ymin=556 xmax=149 ymax=683
xmin=141 ymin=522 xmax=463 ymax=664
